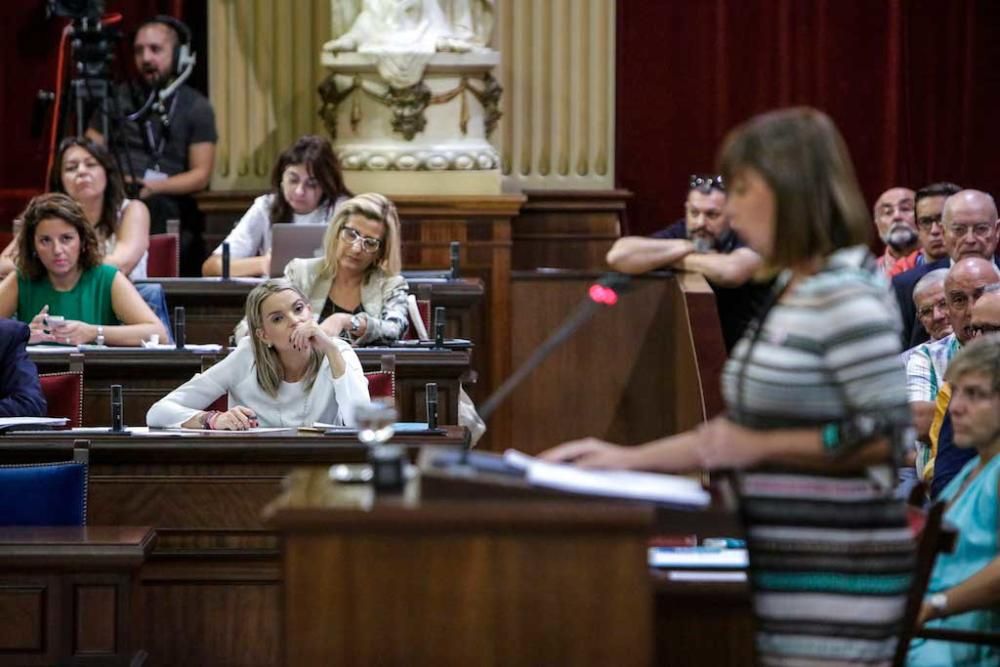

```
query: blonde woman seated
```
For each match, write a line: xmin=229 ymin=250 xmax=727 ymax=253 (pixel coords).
xmin=0 ymin=137 xmax=150 ymax=280
xmin=147 ymin=279 xmax=369 ymax=430
xmin=0 ymin=193 xmax=166 ymax=346
xmin=280 ymin=192 xmax=409 ymax=346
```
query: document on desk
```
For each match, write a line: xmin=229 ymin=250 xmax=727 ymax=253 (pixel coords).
xmin=26 ymin=345 xmax=77 ymax=354
xmin=502 ymin=450 xmax=711 ymax=507
xmin=163 ymin=426 xmax=297 ymax=435
xmin=0 ymin=416 xmax=69 ymax=431
xmin=648 ymin=546 xmax=748 ymax=569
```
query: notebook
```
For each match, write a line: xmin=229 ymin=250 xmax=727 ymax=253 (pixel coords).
xmin=269 ymin=223 xmax=329 ymax=277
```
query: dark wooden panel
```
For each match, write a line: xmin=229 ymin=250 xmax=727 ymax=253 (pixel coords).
xmin=74 ymin=584 xmax=117 ymax=654
xmin=509 ymin=271 xmax=721 ymax=454
xmin=0 ymin=585 xmax=45 ymax=651
xmin=512 ymin=189 xmax=631 ymax=270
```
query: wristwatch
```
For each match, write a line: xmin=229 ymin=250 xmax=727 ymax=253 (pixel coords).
xmin=928 ymin=592 xmax=948 ymax=617
xmin=349 ymin=314 xmax=362 ymax=335
xmin=96 ymin=325 xmax=105 ymax=346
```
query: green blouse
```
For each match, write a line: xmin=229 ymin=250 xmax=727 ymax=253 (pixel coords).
xmin=17 ymin=264 xmax=119 ymax=326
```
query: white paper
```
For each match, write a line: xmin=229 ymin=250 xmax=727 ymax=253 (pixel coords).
xmin=665 ymin=571 xmax=747 ymax=582
xmin=162 ymin=426 xmax=296 ymax=435
xmin=502 ymin=449 xmax=711 ymax=507
xmin=26 ymin=345 xmax=77 ymax=354
xmin=648 ymin=547 xmax=748 ymax=568
xmin=0 ymin=416 xmax=68 ymax=427
xmin=406 ymin=295 xmax=430 ymax=340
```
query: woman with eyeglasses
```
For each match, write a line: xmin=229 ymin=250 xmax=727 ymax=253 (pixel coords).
xmin=202 ymin=135 xmax=351 ymax=277
xmin=277 ymin=192 xmax=408 ymax=346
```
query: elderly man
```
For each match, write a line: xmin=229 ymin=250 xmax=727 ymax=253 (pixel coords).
xmin=889 ymin=182 xmax=962 ymax=277
xmin=606 ymin=175 xmax=769 ymax=351
xmin=874 ymin=186 xmax=917 ymax=274
xmin=893 ymin=189 xmax=1000 ymax=348
xmin=912 ymin=269 xmax=953 ymax=346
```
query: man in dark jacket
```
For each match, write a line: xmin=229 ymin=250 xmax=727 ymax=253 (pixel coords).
xmin=0 ymin=319 xmax=47 ymax=417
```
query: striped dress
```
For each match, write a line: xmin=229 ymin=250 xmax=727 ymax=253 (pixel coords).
xmin=721 ymin=246 xmax=916 ymax=666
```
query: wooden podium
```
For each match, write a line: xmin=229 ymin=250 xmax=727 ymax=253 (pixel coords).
xmin=265 ymin=471 xmax=654 ymax=666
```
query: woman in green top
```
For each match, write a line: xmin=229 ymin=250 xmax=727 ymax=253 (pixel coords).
xmin=0 ymin=193 xmax=167 ymax=346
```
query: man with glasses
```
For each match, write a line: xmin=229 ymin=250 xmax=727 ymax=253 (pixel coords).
xmin=873 ymin=186 xmax=918 ymax=274
xmin=889 ymin=182 xmax=961 ymax=277
xmin=906 ymin=259 xmax=1000 ymax=494
xmin=893 ymin=189 xmax=999 ymax=348
xmin=911 ymin=269 xmax=953 ymax=349
xmin=606 ymin=175 xmax=769 ymax=351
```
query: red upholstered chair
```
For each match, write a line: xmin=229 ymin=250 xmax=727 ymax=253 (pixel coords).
xmin=403 ymin=299 xmax=431 ymax=340
xmin=365 ymin=371 xmax=395 ymax=403
xmin=39 ymin=371 xmax=84 ymax=428
xmin=147 ymin=219 xmax=180 ymax=277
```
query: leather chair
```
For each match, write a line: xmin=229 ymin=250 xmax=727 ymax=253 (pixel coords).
xmin=0 ymin=442 xmax=88 ymax=526
xmin=39 ymin=371 xmax=84 ymax=428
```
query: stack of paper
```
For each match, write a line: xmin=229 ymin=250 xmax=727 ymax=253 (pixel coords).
xmin=502 ymin=450 xmax=711 ymax=508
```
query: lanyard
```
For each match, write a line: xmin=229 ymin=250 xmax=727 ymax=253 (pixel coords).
xmin=141 ymin=93 xmax=179 ymax=171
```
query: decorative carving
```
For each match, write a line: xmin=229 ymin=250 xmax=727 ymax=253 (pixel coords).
xmin=337 ymin=147 xmax=499 ymax=171
xmin=385 ymin=82 xmax=431 ymax=140
xmin=317 ymin=74 xmax=358 ymax=140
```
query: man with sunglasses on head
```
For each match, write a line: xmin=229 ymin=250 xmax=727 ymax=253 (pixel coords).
xmin=893 ymin=189 xmax=999 ymax=349
xmin=873 ymin=186 xmax=918 ymax=274
xmin=606 ymin=174 xmax=770 ymax=352
xmin=889 ymin=183 xmax=961 ymax=278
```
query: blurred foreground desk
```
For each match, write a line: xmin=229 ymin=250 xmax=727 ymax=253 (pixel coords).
xmin=29 ymin=344 xmax=471 ymax=426
xmin=0 ymin=526 xmax=155 ymax=666
xmin=0 ymin=430 xmax=464 ymax=667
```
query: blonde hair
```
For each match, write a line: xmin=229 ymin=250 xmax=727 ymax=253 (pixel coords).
xmin=245 ymin=279 xmax=323 ymax=398
xmin=718 ymin=107 xmax=871 ymax=268
xmin=320 ymin=192 xmax=402 ymax=279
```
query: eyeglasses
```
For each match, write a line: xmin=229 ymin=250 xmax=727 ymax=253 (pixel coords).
xmin=970 ymin=324 xmax=1000 ymax=338
xmin=339 ymin=226 xmax=382 ymax=254
xmin=917 ymin=298 xmax=947 ymax=319
xmin=916 ymin=214 xmax=943 ymax=231
xmin=947 ymin=222 xmax=995 ymax=238
xmin=690 ymin=174 xmax=725 ymax=193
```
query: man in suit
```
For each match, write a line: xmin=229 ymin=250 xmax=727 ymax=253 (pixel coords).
xmin=0 ymin=318 xmax=47 ymax=417
xmin=893 ymin=189 xmax=998 ymax=348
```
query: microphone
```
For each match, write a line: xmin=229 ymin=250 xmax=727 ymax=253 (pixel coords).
xmin=174 ymin=306 xmax=186 ymax=349
xmin=433 ymin=306 xmax=446 ymax=348
xmin=111 ymin=384 xmax=124 ymax=432
xmin=221 ymin=241 xmax=230 ymax=280
xmin=449 ymin=241 xmax=460 ymax=279
xmin=425 ymin=383 xmax=439 ymax=430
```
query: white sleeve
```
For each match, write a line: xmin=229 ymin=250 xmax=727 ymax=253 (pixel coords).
xmin=329 ymin=340 xmax=371 ymax=427
xmin=212 ymin=195 xmax=271 ymax=258
xmin=146 ymin=344 xmax=246 ymax=427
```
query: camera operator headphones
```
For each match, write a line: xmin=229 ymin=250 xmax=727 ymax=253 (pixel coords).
xmin=139 ymin=15 xmax=194 ymax=78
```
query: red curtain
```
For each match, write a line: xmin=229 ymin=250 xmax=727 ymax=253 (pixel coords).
xmin=617 ymin=0 xmax=1000 ymax=235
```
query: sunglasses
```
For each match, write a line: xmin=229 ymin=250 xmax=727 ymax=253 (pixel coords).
xmin=690 ymin=174 xmax=725 ymax=193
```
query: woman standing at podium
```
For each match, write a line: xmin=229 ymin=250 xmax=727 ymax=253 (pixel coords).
xmin=544 ymin=108 xmax=914 ymax=666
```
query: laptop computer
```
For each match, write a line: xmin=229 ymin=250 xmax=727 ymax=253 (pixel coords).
xmin=269 ymin=223 xmax=329 ymax=277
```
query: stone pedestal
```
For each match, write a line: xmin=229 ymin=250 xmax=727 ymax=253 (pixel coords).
xmin=319 ymin=51 xmax=502 ymax=195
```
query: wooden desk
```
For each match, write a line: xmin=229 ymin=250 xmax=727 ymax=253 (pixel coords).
xmin=0 ymin=431 xmax=465 ymax=667
xmin=136 ymin=276 xmax=486 ymax=348
xmin=265 ymin=474 xmax=654 ymax=667
xmin=29 ymin=345 xmax=472 ymax=426
xmin=0 ymin=526 xmax=156 ymax=666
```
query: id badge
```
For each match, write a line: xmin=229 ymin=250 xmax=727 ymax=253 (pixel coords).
xmin=143 ymin=168 xmax=168 ymax=182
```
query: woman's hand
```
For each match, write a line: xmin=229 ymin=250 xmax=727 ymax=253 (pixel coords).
xmin=695 ymin=417 xmax=773 ymax=470
xmin=290 ymin=319 xmax=338 ymax=354
xmin=27 ymin=306 xmax=56 ymax=344
xmin=211 ymin=406 xmax=258 ymax=431
xmin=50 ymin=320 xmax=97 ymax=346
xmin=320 ymin=313 xmax=353 ymax=338
xmin=538 ymin=437 xmax=637 ymax=469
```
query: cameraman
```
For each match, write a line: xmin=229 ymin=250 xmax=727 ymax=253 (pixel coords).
xmin=88 ymin=16 xmax=216 ymax=276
